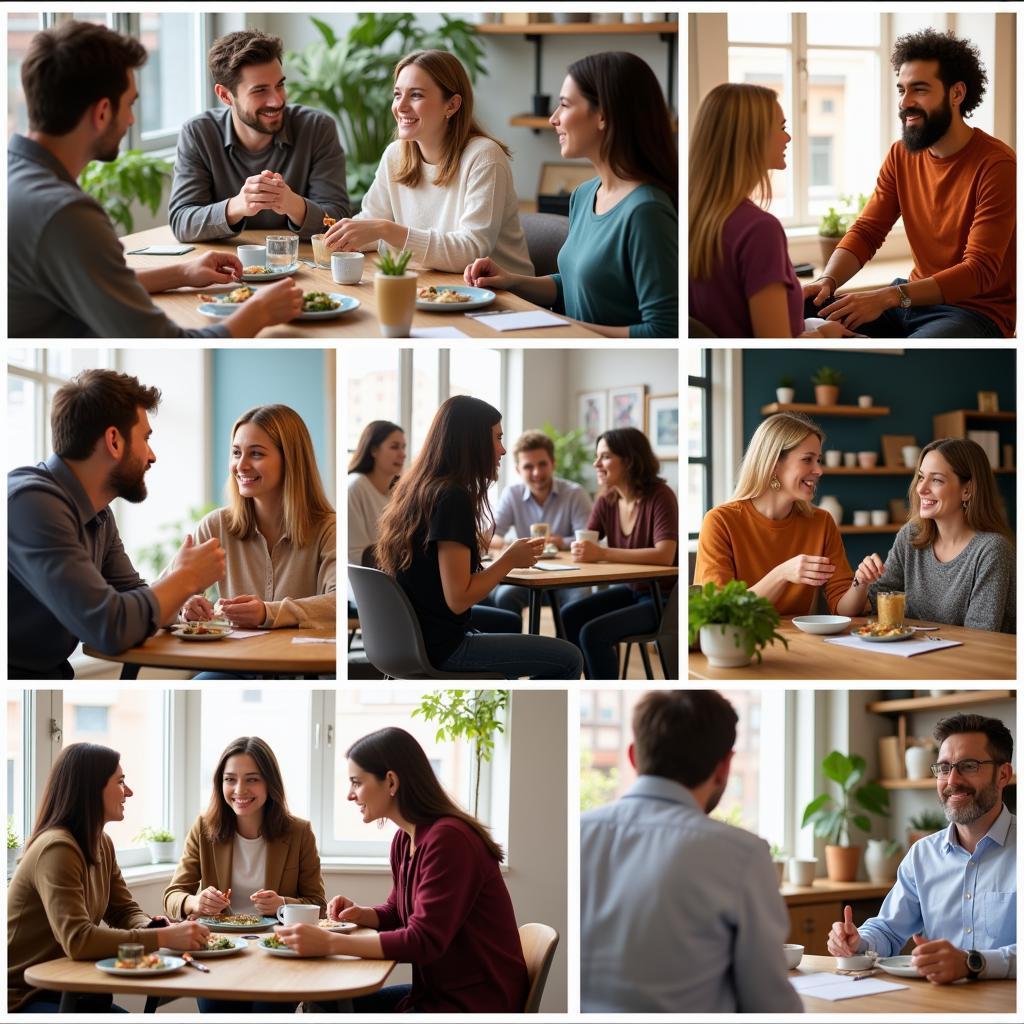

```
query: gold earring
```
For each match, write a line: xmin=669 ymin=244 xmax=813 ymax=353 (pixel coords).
xmin=770 ymin=475 xmax=782 ymax=491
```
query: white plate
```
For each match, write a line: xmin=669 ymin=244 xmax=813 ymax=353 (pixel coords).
xmin=877 ymin=955 xmax=921 ymax=978
xmin=298 ymin=293 xmax=360 ymax=320
xmin=856 ymin=628 xmax=915 ymax=643
xmin=171 ymin=625 xmax=233 ymax=641
xmin=416 ymin=285 xmax=495 ymax=312
xmin=259 ymin=941 xmax=305 ymax=957
xmin=196 ymin=915 xmax=277 ymax=932
xmin=793 ymin=615 xmax=852 ymax=635
xmin=160 ymin=935 xmax=249 ymax=957
xmin=318 ymin=920 xmax=357 ymax=932
xmin=96 ymin=956 xmax=185 ymax=977
xmin=240 ymin=263 xmax=299 ymax=282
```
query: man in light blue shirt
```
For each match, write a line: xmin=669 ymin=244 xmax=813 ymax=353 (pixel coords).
xmin=580 ymin=691 xmax=803 ymax=1013
xmin=829 ymin=713 xmax=1016 ymax=983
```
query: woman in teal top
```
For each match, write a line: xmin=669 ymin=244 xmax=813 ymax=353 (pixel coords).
xmin=465 ymin=52 xmax=677 ymax=339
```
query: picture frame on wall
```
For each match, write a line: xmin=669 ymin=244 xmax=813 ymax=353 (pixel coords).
xmin=646 ymin=392 xmax=679 ymax=460
xmin=577 ymin=390 xmax=607 ymax=447
xmin=608 ymin=385 xmax=646 ymax=431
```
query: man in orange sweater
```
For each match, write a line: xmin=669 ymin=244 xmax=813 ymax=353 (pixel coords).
xmin=805 ymin=29 xmax=1015 ymax=338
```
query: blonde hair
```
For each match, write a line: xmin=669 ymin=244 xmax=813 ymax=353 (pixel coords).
xmin=392 ymin=50 xmax=510 ymax=190
xmin=225 ymin=404 xmax=334 ymax=549
xmin=908 ymin=438 xmax=1012 ymax=549
xmin=731 ymin=412 xmax=824 ymax=518
xmin=689 ymin=83 xmax=777 ymax=280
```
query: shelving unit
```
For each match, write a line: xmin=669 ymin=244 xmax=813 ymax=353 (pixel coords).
xmin=932 ymin=408 xmax=1016 ymax=474
xmin=761 ymin=402 xmax=890 ymax=418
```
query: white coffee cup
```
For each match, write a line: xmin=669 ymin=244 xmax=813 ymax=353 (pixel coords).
xmin=784 ymin=944 xmax=805 ymax=969
xmin=857 ymin=395 xmax=873 ymax=408
xmin=332 ymin=251 xmax=364 ymax=285
xmin=853 ymin=510 xmax=870 ymax=527
xmin=843 ymin=452 xmax=858 ymax=467
xmin=237 ymin=244 xmax=266 ymax=268
xmin=837 ymin=954 xmax=873 ymax=971
xmin=276 ymin=903 xmax=320 ymax=926
xmin=575 ymin=529 xmax=599 ymax=544
xmin=788 ymin=857 xmax=817 ymax=886
xmin=824 ymin=450 xmax=841 ymax=468
xmin=871 ymin=510 xmax=888 ymax=526
xmin=902 ymin=445 xmax=921 ymax=468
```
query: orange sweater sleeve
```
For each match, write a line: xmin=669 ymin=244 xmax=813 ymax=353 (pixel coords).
xmin=821 ymin=514 xmax=854 ymax=613
xmin=693 ymin=507 xmax=738 ymax=588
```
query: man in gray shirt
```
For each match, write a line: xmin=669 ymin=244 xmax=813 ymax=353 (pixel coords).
xmin=8 ymin=20 xmax=303 ymax=339
xmin=169 ymin=29 xmax=350 ymax=242
xmin=8 ymin=370 xmax=226 ymax=679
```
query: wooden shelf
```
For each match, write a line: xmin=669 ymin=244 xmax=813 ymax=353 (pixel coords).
xmin=838 ymin=524 xmax=901 ymax=534
xmin=867 ymin=689 xmax=1016 ymax=714
xmin=761 ymin=402 xmax=890 ymax=418
xmin=936 ymin=409 xmax=1016 ymax=423
xmin=476 ymin=21 xmax=678 ymax=36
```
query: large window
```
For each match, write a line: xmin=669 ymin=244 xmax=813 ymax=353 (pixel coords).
xmin=687 ymin=348 xmax=711 ymax=543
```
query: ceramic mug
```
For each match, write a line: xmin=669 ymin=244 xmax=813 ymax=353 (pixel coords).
xmin=853 ymin=510 xmax=870 ymax=527
xmin=870 ymin=510 xmax=888 ymax=526
xmin=277 ymin=903 xmax=320 ymax=926
xmin=332 ymin=251 xmax=364 ymax=285
xmin=575 ymin=530 xmax=599 ymax=543
xmin=824 ymin=450 xmax=841 ymax=468
xmin=237 ymin=244 xmax=266 ymax=269
xmin=857 ymin=395 xmax=873 ymax=408
xmin=788 ymin=858 xmax=817 ymax=886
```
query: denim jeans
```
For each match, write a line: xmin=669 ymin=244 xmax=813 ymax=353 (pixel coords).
xmin=351 ymin=983 xmax=415 ymax=1012
xmin=488 ymin=583 xmax=588 ymax=615
xmin=469 ymin=604 xmax=522 ymax=633
xmin=560 ymin=585 xmax=663 ymax=680
xmin=440 ymin=629 xmax=583 ymax=679
xmin=197 ymin=997 xmax=297 ymax=1013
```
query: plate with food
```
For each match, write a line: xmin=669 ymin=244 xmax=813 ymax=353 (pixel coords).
xmin=855 ymin=622 xmax=915 ymax=642
xmin=171 ymin=623 xmax=233 ymax=641
xmin=160 ymin=934 xmax=248 ymax=958
xmin=96 ymin=954 xmax=185 ymax=977
xmin=297 ymin=291 xmax=359 ymax=320
xmin=416 ymin=285 xmax=495 ymax=311
xmin=259 ymin=935 xmax=306 ymax=957
xmin=196 ymin=913 xmax=278 ymax=931
xmin=197 ymin=284 xmax=258 ymax=315
xmin=239 ymin=263 xmax=299 ymax=282
xmin=318 ymin=919 xmax=358 ymax=932
xmin=876 ymin=955 xmax=921 ymax=978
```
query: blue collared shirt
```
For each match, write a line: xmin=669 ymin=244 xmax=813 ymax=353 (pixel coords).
xmin=580 ymin=776 xmax=803 ymax=1013
xmin=858 ymin=805 xmax=1016 ymax=978
xmin=492 ymin=477 xmax=592 ymax=547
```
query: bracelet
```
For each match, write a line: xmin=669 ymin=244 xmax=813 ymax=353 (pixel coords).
xmin=817 ymin=275 xmax=838 ymax=290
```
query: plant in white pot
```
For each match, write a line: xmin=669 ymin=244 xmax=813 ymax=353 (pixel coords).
xmin=134 ymin=826 xmax=175 ymax=864
xmin=864 ymin=837 xmax=903 ymax=883
xmin=7 ymin=816 xmax=21 ymax=878
xmin=688 ymin=580 xmax=788 ymax=668
xmin=374 ymin=246 xmax=417 ymax=338
xmin=776 ymin=375 xmax=795 ymax=405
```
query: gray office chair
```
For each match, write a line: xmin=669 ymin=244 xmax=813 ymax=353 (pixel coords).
xmin=521 ymin=212 xmax=570 ymax=277
xmin=620 ymin=585 xmax=679 ymax=680
xmin=348 ymin=565 xmax=504 ymax=680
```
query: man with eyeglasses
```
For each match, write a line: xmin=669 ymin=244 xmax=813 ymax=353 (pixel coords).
xmin=828 ymin=713 xmax=1016 ymax=984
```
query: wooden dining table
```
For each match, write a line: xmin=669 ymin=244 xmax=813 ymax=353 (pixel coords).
xmin=791 ymin=954 xmax=1015 ymax=1013
xmin=120 ymin=226 xmax=602 ymax=338
xmin=689 ymin=617 xmax=1016 ymax=680
xmin=24 ymin=930 xmax=395 ymax=1012
xmin=83 ymin=625 xmax=336 ymax=679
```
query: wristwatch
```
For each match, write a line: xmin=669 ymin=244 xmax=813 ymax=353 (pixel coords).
xmin=895 ymin=283 xmax=912 ymax=309
xmin=965 ymin=949 xmax=985 ymax=980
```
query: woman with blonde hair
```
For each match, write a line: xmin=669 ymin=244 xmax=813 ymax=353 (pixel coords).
xmin=688 ymin=83 xmax=860 ymax=339
xmin=859 ymin=438 xmax=1015 ymax=632
xmin=694 ymin=412 xmax=875 ymax=616
xmin=324 ymin=49 xmax=533 ymax=275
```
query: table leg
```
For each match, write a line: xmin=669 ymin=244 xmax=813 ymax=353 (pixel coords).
xmin=528 ymin=590 xmax=542 ymax=635
xmin=119 ymin=664 xmax=141 ymax=680
xmin=143 ymin=995 xmax=162 ymax=1013
xmin=58 ymin=992 xmax=80 ymax=1012
xmin=549 ymin=593 xmax=566 ymax=639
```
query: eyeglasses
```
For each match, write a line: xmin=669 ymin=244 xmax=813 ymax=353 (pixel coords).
xmin=929 ymin=759 xmax=1003 ymax=778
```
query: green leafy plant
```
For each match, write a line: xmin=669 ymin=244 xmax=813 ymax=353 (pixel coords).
xmin=135 ymin=503 xmax=218 ymax=580
xmin=542 ymin=421 xmax=590 ymax=487
xmin=133 ymin=826 xmax=174 ymax=844
xmin=286 ymin=14 xmax=485 ymax=200
xmin=879 ymin=838 xmax=902 ymax=857
xmin=688 ymin=580 xmax=789 ymax=663
xmin=579 ymin=749 xmax=619 ymax=812
xmin=377 ymin=247 xmax=413 ymax=276
xmin=908 ymin=809 xmax=945 ymax=832
xmin=413 ymin=690 xmax=509 ymax=816
xmin=8 ymin=817 xmax=21 ymax=850
xmin=817 ymin=192 xmax=869 ymax=238
xmin=802 ymin=751 xmax=890 ymax=847
xmin=78 ymin=149 xmax=174 ymax=235
xmin=769 ymin=843 xmax=786 ymax=860
xmin=811 ymin=366 xmax=844 ymax=387
xmin=778 ymin=375 xmax=794 ymax=389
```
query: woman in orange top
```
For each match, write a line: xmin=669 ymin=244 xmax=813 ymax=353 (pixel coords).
xmin=694 ymin=412 xmax=878 ymax=616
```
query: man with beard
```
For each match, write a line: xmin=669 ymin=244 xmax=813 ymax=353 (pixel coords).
xmin=8 ymin=370 xmax=226 ymax=679
xmin=169 ymin=30 xmax=350 ymax=242
xmin=580 ymin=691 xmax=802 ymax=1013
xmin=828 ymin=713 xmax=1016 ymax=983
xmin=804 ymin=29 xmax=1015 ymax=338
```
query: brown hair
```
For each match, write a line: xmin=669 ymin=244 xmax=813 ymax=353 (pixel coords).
xmin=348 ymin=420 xmax=404 ymax=475
xmin=908 ymin=438 xmax=1012 ymax=549
xmin=21 ymin=20 xmax=146 ymax=135
xmin=513 ymin=430 xmax=555 ymax=462
xmin=26 ymin=743 xmax=120 ymax=867
xmin=597 ymin=427 xmax=664 ymax=497
xmin=208 ymin=30 xmax=283 ymax=93
xmin=634 ymin=691 xmax=736 ymax=788
xmin=51 ymin=369 xmax=160 ymax=461
xmin=890 ymin=28 xmax=987 ymax=119
xmin=347 ymin=727 xmax=504 ymax=861
xmin=225 ymin=405 xmax=335 ymax=549
xmin=202 ymin=737 xmax=293 ymax=844
xmin=392 ymin=50 xmax=511 ymax=189
xmin=934 ymin=713 xmax=1013 ymax=764
xmin=375 ymin=396 xmax=501 ymax=576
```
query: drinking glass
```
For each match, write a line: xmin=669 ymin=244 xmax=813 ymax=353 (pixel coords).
xmin=266 ymin=234 xmax=299 ymax=269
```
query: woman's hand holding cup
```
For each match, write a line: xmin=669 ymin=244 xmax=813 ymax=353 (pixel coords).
xmin=505 ymin=536 xmax=544 ymax=569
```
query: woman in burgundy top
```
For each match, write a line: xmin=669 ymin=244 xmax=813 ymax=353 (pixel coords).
xmin=275 ymin=726 xmax=529 ymax=1012
xmin=561 ymin=428 xmax=678 ymax=678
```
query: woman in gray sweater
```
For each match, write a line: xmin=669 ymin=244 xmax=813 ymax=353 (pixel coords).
xmin=859 ymin=438 xmax=1015 ymax=633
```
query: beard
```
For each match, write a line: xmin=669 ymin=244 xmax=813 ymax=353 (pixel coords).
xmin=941 ymin=776 xmax=999 ymax=825
xmin=233 ymin=100 xmax=285 ymax=137
xmin=109 ymin=445 xmax=149 ymax=504
xmin=900 ymin=91 xmax=953 ymax=153
xmin=92 ymin=117 xmax=125 ymax=163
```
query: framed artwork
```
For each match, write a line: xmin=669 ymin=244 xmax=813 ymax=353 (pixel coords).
xmin=646 ymin=392 xmax=679 ymax=460
xmin=577 ymin=390 xmax=607 ymax=447
xmin=608 ymin=385 xmax=646 ymax=431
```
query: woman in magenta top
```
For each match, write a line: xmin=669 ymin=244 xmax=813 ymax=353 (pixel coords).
xmin=275 ymin=726 xmax=528 ymax=1013
xmin=560 ymin=428 xmax=678 ymax=679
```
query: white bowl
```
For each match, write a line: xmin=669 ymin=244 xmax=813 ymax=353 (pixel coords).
xmin=784 ymin=944 xmax=805 ymax=969
xmin=837 ymin=954 xmax=873 ymax=971
xmin=792 ymin=615 xmax=852 ymax=635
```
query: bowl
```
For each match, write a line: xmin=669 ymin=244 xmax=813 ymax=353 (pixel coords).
xmin=792 ymin=615 xmax=852 ymax=635
xmin=857 ymin=451 xmax=879 ymax=468
xmin=837 ymin=954 xmax=873 ymax=971
xmin=784 ymin=944 xmax=805 ymax=969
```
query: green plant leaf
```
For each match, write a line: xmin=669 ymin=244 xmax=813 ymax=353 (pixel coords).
xmin=821 ymin=750 xmax=854 ymax=787
xmin=801 ymin=793 xmax=830 ymax=827
xmin=855 ymin=781 xmax=891 ymax=817
xmin=851 ymin=813 xmax=872 ymax=833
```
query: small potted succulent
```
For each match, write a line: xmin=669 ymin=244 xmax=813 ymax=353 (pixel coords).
xmin=776 ymin=375 xmax=795 ymax=405
xmin=770 ymin=843 xmax=787 ymax=885
xmin=7 ymin=816 xmax=21 ymax=878
xmin=907 ymin=809 xmax=945 ymax=847
xmin=134 ymin=826 xmax=176 ymax=864
xmin=811 ymin=366 xmax=843 ymax=406
xmin=688 ymin=580 xmax=789 ymax=668
xmin=374 ymin=247 xmax=417 ymax=338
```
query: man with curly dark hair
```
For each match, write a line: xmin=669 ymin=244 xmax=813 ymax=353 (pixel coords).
xmin=805 ymin=28 xmax=1015 ymax=339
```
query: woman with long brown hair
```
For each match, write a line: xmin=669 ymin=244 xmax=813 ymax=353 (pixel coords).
xmin=347 ymin=419 xmax=406 ymax=566
xmin=466 ymin=51 xmax=677 ymax=338
xmin=375 ymin=394 xmax=582 ymax=678
xmin=324 ymin=49 xmax=533 ymax=275
xmin=275 ymin=726 xmax=529 ymax=1012
xmin=163 ymin=736 xmax=325 ymax=1013
xmin=858 ymin=438 xmax=1015 ymax=632
xmin=8 ymin=744 xmax=208 ymax=1013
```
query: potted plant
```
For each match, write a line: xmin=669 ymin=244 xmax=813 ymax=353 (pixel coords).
xmin=688 ymin=580 xmax=789 ymax=668
xmin=133 ymin=826 xmax=176 ymax=865
xmin=541 ymin=421 xmax=591 ymax=487
xmin=7 ymin=817 xmax=21 ymax=878
xmin=801 ymin=751 xmax=890 ymax=882
xmin=907 ymin=809 xmax=945 ymax=847
xmin=374 ymin=247 xmax=416 ymax=337
xmin=811 ymin=366 xmax=843 ymax=406
xmin=776 ymin=375 xmax=795 ymax=405
xmin=817 ymin=192 xmax=869 ymax=266
xmin=769 ymin=843 xmax=787 ymax=886
xmin=79 ymin=149 xmax=174 ymax=236
xmin=864 ymin=838 xmax=903 ymax=883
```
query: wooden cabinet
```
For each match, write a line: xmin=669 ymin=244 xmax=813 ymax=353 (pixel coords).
xmin=783 ymin=886 xmax=888 ymax=954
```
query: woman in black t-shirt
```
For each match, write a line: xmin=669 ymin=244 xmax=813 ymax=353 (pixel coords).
xmin=375 ymin=396 xmax=583 ymax=679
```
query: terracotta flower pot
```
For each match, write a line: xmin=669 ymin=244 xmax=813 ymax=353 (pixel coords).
xmin=814 ymin=385 xmax=840 ymax=406
xmin=818 ymin=236 xmax=841 ymax=266
xmin=824 ymin=843 xmax=861 ymax=882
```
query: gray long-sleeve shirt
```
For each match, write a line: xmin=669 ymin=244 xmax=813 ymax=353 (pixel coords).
xmin=8 ymin=454 xmax=159 ymax=679
xmin=168 ymin=105 xmax=350 ymax=242
xmin=868 ymin=522 xmax=1015 ymax=633
xmin=7 ymin=134 xmax=229 ymax=339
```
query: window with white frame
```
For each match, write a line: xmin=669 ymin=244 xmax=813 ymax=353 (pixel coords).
xmin=686 ymin=348 xmax=711 ymax=543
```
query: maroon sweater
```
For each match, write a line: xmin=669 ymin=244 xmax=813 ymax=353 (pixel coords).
xmin=373 ymin=817 xmax=528 ymax=1012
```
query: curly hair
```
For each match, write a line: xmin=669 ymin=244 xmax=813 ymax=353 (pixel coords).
xmin=890 ymin=28 xmax=988 ymax=119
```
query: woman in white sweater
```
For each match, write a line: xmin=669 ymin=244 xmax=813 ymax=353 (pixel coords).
xmin=348 ymin=420 xmax=406 ymax=565
xmin=324 ymin=50 xmax=533 ymax=275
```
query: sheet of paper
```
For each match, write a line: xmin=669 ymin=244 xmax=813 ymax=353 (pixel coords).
xmin=533 ymin=561 xmax=582 ymax=571
xmin=292 ymin=637 xmax=336 ymax=645
xmin=473 ymin=311 xmax=569 ymax=332
xmin=410 ymin=326 xmax=470 ymax=339
xmin=223 ymin=629 xmax=272 ymax=640
xmin=822 ymin=635 xmax=963 ymax=658
xmin=790 ymin=973 xmax=908 ymax=1001
xmin=126 ymin=245 xmax=194 ymax=255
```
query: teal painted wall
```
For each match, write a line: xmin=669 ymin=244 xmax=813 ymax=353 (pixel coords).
xmin=211 ymin=350 xmax=330 ymax=503
xmin=742 ymin=348 xmax=1016 ymax=567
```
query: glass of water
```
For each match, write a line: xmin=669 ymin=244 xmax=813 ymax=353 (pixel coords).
xmin=266 ymin=234 xmax=298 ymax=269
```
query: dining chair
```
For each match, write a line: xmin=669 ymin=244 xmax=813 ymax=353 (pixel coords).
xmin=347 ymin=565 xmax=504 ymax=679
xmin=620 ymin=585 xmax=679 ymax=680
xmin=521 ymin=213 xmax=570 ymax=278
xmin=518 ymin=922 xmax=559 ymax=1013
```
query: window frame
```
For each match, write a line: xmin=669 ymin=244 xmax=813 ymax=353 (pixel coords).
xmin=687 ymin=350 xmax=712 ymax=543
